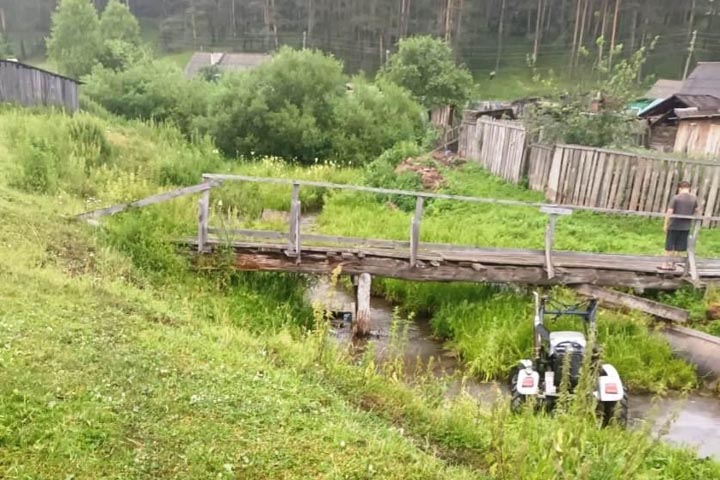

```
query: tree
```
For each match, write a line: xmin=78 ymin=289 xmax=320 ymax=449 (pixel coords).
xmin=98 ymin=0 xmax=144 ymax=70
xmin=100 ymin=0 xmax=142 ymax=45
xmin=0 ymin=32 xmax=13 ymax=59
xmin=47 ymin=0 xmax=101 ymax=78
xmin=378 ymin=36 xmax=473 ymax=110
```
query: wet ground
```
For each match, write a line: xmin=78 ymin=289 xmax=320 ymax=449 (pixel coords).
xmin=308 ymin=279 xmax=720 ymax=460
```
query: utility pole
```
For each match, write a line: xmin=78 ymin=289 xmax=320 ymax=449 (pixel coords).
xmin=683 ymin=30 xmax=697 ymax=80
xmin=303 ymin=31 xmax=307 ymax=49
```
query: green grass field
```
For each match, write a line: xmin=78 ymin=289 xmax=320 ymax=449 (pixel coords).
xmin=1 ymin=106 xmax=719 ymax=477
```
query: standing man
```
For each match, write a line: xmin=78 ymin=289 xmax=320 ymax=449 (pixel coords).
xmin=660 ymin=181 xmax=699 ymax=271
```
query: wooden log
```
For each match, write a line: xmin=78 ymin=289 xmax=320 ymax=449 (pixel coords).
xmin=197 ymin=189 xmax=210 ymax=253
xmin=354 ymin=273 xmax=372 ymax=337
xmin=575 ymin=284 xmax=688 ymax=323
xmin=545 ymin=214 xmax=558 ymax=279
xmin=410 ymin=197 xmax=424 ymax=267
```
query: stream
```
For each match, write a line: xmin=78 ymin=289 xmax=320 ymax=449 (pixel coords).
xmin=308 ymin=279 xmax=720 ymax=460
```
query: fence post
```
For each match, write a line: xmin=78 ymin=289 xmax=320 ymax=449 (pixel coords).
xmin=687 ymin=219 xmax=701 ymax=284
xmin=288 ymin=182 xmax=302 ymax=262
xmin=197 ymin=187 xmax=210 ymax=253
xmin=410 ymin=196 xmax=424 ymax=267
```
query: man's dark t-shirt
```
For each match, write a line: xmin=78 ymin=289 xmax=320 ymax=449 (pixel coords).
xmin=669 ymin=193 xmax=698 ymax=231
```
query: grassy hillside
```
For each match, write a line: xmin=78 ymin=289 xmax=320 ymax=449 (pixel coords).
xmin=0 ymin=106 xmax=719 ymax=478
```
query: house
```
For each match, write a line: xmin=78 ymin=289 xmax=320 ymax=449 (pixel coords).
xmin=638 ymin=62 xmax=720 ymax=155
xmin=184 ymin=52 xmax=271 ymax=78
xmin=0 ymin=59 xmax=81 ymax=112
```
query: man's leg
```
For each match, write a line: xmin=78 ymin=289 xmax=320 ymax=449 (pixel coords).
xmin=661 ymin=231 xmax=675 ymax=269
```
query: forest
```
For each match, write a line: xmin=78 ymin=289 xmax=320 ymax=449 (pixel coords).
xmin=2 ymin=0 xmax=719 ymax=76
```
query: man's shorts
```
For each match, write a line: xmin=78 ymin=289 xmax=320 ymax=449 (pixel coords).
xmin=666 ymin=230 xmax=690 ymax=252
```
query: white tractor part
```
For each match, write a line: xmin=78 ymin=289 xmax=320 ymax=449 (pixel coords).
xmin=596 ymin=364 xmax=625 ymax=403
xmin=515 ymin=364 xmax=540 ymax=396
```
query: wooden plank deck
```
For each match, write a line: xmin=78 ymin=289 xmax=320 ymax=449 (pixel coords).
xmin=186 ymin=236 xmax=720 ymax=291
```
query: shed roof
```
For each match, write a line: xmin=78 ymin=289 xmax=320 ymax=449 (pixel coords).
xmin=678 ymin=62 xmax=720 ymax=98
xmin=638 ymin=94 xmax=720 ymax=118
xmin=675 ymin=107 xmax=720 ymax=120
xmin=0 ymin=59 xmax=82 ymax=84
xmin=645 ymin=79 xmax=683 ymax=99
xmin=184 ymin=52 xmax=271 ymax=78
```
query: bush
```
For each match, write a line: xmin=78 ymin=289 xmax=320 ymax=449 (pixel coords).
xmin=364 ymin=142 xmax=424 ymax=211
xmin=207 ymin=47 xmax=426 ymax=165
xmin=207 ymin=47 xmax=346 ymax=163
xmin=83 ymin=61 xmax=211 ymax=136
xmin=68 ymin=116 xmax=114 ymax=170
xmin=329 ymin=79 xmax=425 ymax=165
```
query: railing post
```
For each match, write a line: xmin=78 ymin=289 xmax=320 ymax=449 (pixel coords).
xmin=288 ymin=182 xmax=302 ymax=262
xmin=544 ymin=214 xmax=558 ymax=279
xmin=410 ymin=196 xmax=424 ymax=267
xmin=687 ymin=219 xmax=701 ymax=284
xmin=197 ymin=187 xmax=210 ymax=253
xmin=540 ymin=206 xmax=572 ymax=280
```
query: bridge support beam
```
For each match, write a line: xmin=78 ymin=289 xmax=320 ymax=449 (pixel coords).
xmin=354 ymin=273 xmax=372 ymax=337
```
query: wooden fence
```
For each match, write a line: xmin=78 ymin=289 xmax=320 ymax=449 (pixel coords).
xmin=527 ymin=144 xmax=720 ymax=224
xmin=460 ymin=117 xmax=527 ymax=184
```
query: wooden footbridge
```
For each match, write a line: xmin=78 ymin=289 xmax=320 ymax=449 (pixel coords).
xmin=78 ymin=174 xmax=720 ymax=294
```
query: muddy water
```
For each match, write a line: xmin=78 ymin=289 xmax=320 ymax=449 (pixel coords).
xmin=308 ymin=279 xmax=720 ymax=460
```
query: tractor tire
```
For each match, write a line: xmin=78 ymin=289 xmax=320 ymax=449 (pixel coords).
xmin=510 ymin=371 xmax=526 ymax=412
xmin=599 ymin=393 xmax=629 ymax=427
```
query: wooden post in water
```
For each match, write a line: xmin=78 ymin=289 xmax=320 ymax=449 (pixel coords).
xmin=197 ymin=188 xmax=210 ymax=252
xmin=288 ymin=182 xmax=302 ymax=262
xmin=410 ymin=197 xmax=424 ymax=267
xmin=687 ymin=219 xmax=701 ymax=284
xmin=354 ymin=273 xmax=372 ymax=337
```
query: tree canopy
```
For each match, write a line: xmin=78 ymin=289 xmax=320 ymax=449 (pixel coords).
xmin=46 ymin=0 xmax=101 ymax=78
xmin=378 ymin=36 xmax=473 ymax=110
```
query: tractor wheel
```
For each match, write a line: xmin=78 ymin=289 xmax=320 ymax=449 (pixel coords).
xmin=510 ymin=371 xmax=526 ymax=412
xmin=599 ymin=393 xmax=629 ymax=427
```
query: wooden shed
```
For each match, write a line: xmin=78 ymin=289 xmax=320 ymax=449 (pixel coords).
xmin=674 ymin=109 xmax=720 ymax=157
xmin=638 ymin=62 xmax=720 ymax=154
xmin=0 ymin=60 xmax=80 ymax=112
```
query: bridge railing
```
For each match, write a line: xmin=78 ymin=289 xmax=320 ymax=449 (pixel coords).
xmin=197 ymin=174 xmax=720 ymax=283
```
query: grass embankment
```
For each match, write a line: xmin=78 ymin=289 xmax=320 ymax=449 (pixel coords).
xmin=1 ymin=106 xmax=719 ymax=477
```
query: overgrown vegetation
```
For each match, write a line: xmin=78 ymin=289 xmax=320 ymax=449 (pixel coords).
xmin=0 ymin=105 xmax=718 ymax=477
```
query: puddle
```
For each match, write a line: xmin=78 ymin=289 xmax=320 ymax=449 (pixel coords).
xmin=308 ymin=278 xmax=720 ymax=460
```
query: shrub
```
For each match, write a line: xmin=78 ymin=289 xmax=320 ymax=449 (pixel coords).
xmin=68 ymin=116 xmax=114 ymax=170
xmin=329 ymin=79 xmax=425 ymax=165
xmin=207 ymin=48 xmax=427 ymax=166
xmin=378 ymin=36 xmax=473 ymax=110
xmin=207 ymin=47 xmax=346 ymax=163
xmin=84 ymin=61 xmax=211 ymax=135
xmin=364 ymin=142 xmax=424 ymax=211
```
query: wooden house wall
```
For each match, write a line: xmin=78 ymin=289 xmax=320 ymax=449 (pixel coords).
xmin=0 ymin=62 xmax=79 ymax=112
xmin=675 ymin=119 xmax=720 ymax=157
